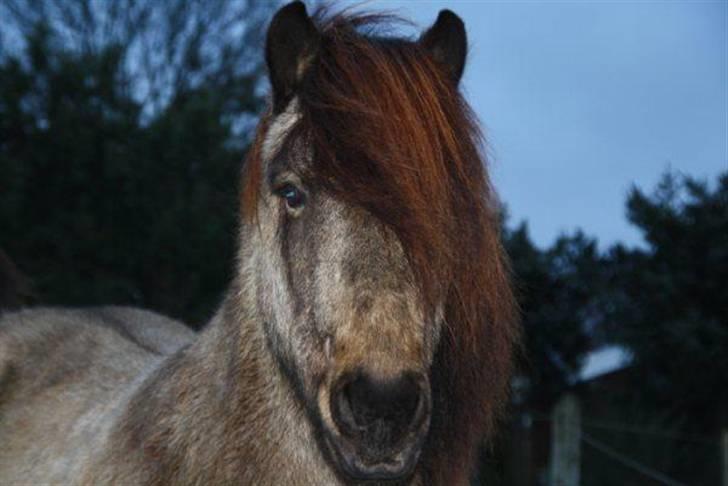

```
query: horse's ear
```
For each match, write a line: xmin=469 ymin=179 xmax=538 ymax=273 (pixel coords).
xmin=419 ymin=10 xmax=467 ymax=85
xmin=266 ymin=1 xmax=320 ymax=113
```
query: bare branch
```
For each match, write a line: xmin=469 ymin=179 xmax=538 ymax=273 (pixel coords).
xmin=1 ymin=0 xmax=278 ymax=119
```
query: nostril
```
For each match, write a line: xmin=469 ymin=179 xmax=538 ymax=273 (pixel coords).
xmin=346 ymin=374 xmax=420 ymax=429
xmin=332 ymin=371 xmax=427 ymax=445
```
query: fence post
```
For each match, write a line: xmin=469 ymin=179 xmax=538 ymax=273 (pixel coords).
xmin=722 ymin=429 xmax=728 ymax=486
xmin=549 ymin=393 xmax=581 ymax=486
xmin=506 ymin=413 xmax=532 ymax=486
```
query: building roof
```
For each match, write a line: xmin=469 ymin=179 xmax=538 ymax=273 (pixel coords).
xmin=578 ymin=346 xmax=633 ymax=382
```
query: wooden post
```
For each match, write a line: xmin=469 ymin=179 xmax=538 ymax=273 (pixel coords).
xmin=722 ymin=429 xmax=728 ymax=486
xmin=506 ymin=413 xmax=532 ymax=486
xmin=549 ymin=394 xmax=581 ymax=486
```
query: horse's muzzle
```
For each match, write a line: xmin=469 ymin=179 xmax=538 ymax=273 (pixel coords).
xmin=326 ymin=370 xmax=431 ymax=480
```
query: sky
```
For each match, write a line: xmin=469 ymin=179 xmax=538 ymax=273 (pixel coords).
xmin=342 ymin=0 xmax=727 ymax=249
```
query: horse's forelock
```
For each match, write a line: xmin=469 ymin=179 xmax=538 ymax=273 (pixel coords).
xmin=242 ymin=11 xmax=519 ymax=482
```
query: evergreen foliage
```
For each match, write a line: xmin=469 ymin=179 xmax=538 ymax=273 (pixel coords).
xmin=0 ymin=0 xmax=276 ymax=325
xmin=609 ymin=172 xmax=728 ymax=423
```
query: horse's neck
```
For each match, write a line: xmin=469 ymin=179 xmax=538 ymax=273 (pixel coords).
xmin=109 ymin=293 xmax=336 ymax=484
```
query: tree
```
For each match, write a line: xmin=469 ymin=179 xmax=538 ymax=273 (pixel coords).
xmin=606 ymin=171 xmax=728 ymax=423
xmin=504 ymin=223 xmax=601 ymax=407
xmin=0 ymin=248 xmax=33 ymax=310
xmin=0 ymin=0 xmax=278 ymax=324
xmin=494 ymin=171 xmax=727 ymax=485
xmin=0 ymin=0 xmax=270 ymax=125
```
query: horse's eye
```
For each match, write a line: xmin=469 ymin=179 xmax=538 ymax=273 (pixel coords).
xmin=276 ymin=184 xmax=305 ymax=210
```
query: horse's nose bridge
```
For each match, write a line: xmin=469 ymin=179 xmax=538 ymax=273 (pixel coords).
xmin=333 ymin=290 xmax=426 ymax=375
xmin=340 ymin=206 xmax=413 ymax=290
xmin=326 ymin=209 xmax=427 ymax=370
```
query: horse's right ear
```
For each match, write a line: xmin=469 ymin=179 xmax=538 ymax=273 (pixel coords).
xmin=266 ymin=2 xmax=320 ymax=113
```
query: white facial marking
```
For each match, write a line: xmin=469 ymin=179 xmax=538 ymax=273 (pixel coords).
xmin=262 ymin=98 xmax=301 ymax=162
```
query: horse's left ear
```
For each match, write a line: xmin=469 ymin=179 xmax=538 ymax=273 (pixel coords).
xmin=419 ymin=10 xmax=467 ymax=85
xmin=266 ymin=2 xmax=321 ymax=113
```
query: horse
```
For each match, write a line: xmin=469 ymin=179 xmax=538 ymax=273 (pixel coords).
xmin=0 ymin=3 xmax=519 ymax=484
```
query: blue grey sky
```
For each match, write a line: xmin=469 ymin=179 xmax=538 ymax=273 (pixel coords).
xmin=343 ymin=0 xmax=727 ymax=249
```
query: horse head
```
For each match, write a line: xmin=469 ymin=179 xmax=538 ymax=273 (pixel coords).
xmin=237 ymin=3 xmax=518 ymax=482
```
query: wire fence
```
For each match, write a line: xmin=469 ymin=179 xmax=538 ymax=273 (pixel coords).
xmin=526 ymin=410 xmax=724 ymax=486
xmin=581 ymin=432 xmax=687 ymax=486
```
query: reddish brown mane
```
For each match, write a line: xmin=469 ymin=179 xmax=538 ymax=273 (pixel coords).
xmin=243 ymin=12 xmax=519 ymax=483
